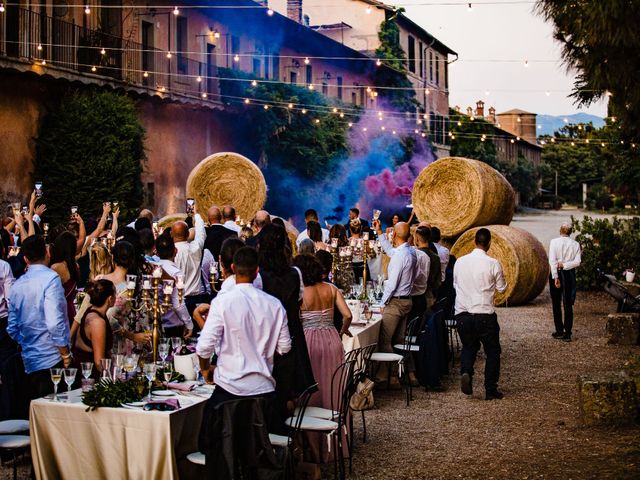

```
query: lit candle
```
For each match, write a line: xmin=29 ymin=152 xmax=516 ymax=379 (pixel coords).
xmin=106 ymin=230 xmax=113 ymax=240
xmin=210 ymin=262 xmax=217 ymax=275
xmin=143 ymin=279 xmax=151 ymax=289
xmin=331 ymin=238 xmax=338 ymax=248
xmin=176 ymin=276 xmax=185 ymax=289
xmin=127 ymin=280 xmax=136 ymax=290
xmin=163 ymin=285 xmax=173 ymax=295
xmin=363 ymin=232 xmax=369 ymax=241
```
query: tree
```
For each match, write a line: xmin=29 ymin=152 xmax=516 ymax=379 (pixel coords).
xmin=536 ymin=0 xmax=640 ymax=139
xmin=35 ymin=91 xmax=145 ymax=226
xmin=373 ymin=10 xmax=417 ymax=112
xmin=449 ymin=110 xmax=497 ymax=164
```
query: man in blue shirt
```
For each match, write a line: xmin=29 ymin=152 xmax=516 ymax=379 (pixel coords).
xmin=8 ymin=236 xmax=71 ymax=402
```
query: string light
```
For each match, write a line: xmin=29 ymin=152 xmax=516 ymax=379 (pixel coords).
xmin=100 ymin=48 xmax=106 ymax=55
xmin=84 ymin=5 xmax=90 ymax=15
xmin=392 ymin=130 xmax=397 ymax=135
xmin=0 ymin=3 xmax=4 ymax=13
xmin=339 ymin=113 xmax=345 ymax=118
xmin=308 ymin=84 xmax=314 ymax=90
xmin=214 ymin=31 xmax=221 ymax=39
xmin=143 ymin=71 xmax=149 ymax=78
xmin=348 ymin=122 xmax=353 ymax=127
xmin=301 ymin=108 xmax=307 ymax=114
xmin=37 ymin=43 xmax=43 ymax=51
xmin=91 ymin=65 xmax=97 ymax=72
xmin=202 ymin=93 xmax=208 ymax=99
xmin=362 ymin=127 xmax=368 ymax=132
xmin=601 ymin=142 xmax=605 ymax=147
xmin=304 ymin=57 xmax=310 ymax=65
xmin=166 ymin=51 xmax=172 ymax=59
xmin=264 ymin=105 xmax=269 ymax=110
xmin=545 ymin=91 xmax=551 ymax=96
xmin=315 ymin=118 xmax=320 ymax=124
xmin=267 ymin=8 xmax=274 ymax=16
xmin=196 ymin=76 xmax=202 ymax=82
xmin=332 ymin=107 xmax=338 ymax=113
xmin=233 ymin=54 xmax=240 ymax=62
xmin=288 ymin=103 xmax=293 ymax=109
xmin=41 ymin=59 xmax=46 ymax=66
xmin=376 ymin=59 xmax=382 ymax=67
xmin=173 ymin=6 xmax=180 ymax=16
xmin=244 ymin=98 xmax=250 ymax=104
xmin=606 ymin=90 xmax=613 ymax=97
xmin=159 ymin=86 xmax=166 ymax=92
xmin=524 ymin=60 xmax=529 ymax=68
xmin=251 ymin=80 xmax=258 ymax=87
xmin=467 ymin=3 xmax=473 ymax=12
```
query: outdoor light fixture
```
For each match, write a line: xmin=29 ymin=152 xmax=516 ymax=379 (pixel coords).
xmin=376 ymin=59 xmax=382 ymax=66
xmin=101 ymin=48 xmax=106 ymax=55
xmin=166 ymin=51 xmax=172 ymax=59
xmin=233 ymin=54 xmax=240 ymax=62
xmin=304 ymin=57 xmax=310 ymax=65
xmin=173 ymin=6 xmax=179 ymax=16
xmin=143 ymin=71 xmax=149 ymax=78
xmin=84 ymin=5 xmax=90 ymax=14
xmin=251 ymin=80 xmax=257 ymax=87
xmin=197 ymin=76 xmax=202 ymax=82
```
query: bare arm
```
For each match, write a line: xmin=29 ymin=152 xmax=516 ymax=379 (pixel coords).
xmin=74 ymin=214 xmax=87 ymax=254
xmin=87 ymin=204 xmax=110 ymax=241
xmin=88 ymin=317 xmax=107 ymax=369
xmin=334 ymin=287 xmax=353 ymax=337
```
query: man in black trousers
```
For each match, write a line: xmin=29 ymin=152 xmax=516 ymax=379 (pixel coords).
xmin=453 ymin=229 xmax=507 ymax=400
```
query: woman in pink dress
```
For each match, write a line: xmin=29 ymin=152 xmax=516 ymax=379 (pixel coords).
xmin=293 ymin=254 xmax=352 ymax=462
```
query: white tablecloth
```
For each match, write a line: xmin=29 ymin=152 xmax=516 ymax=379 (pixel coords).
xmin=343 ymin=317 xmax=382 ymax=353
xmin=30 ymin=389 xmax=207 ymax=480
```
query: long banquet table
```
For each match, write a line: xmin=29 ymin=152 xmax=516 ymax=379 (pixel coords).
xmin=342 ymin=316 xmax=382 ymax=353
xmin=30 ymin=389 xmax=207 ymax=480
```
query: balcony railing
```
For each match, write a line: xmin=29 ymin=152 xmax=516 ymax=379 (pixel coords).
xmin=0 ymin=8 xmax=219 ymax=100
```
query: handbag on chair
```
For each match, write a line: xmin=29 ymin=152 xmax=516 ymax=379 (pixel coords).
xmin=349 ymin=377 xmax=375 ymax=411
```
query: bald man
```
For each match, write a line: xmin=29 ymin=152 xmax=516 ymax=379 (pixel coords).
xmin=373 ymin=219 xmax=418 ymax=388
xmin=204 ymin=206 xmax=237 ymax=279
xmin=549 ymin=224 xmax=581 ymax=341
xmin=172 ymin=210 xmax=208 ymax=319
xmin=222 ymin=205 xmax=241 ymax=235
xmin=246 ymin=210 xmax=271 ymax=248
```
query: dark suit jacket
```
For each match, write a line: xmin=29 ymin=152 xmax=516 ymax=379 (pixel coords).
xmin=204 ymin=224 xmax=237 ymax=261
xmin=245 ymin=229 xmax=264 ymax=248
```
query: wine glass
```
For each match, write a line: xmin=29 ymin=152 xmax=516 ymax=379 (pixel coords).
xmin=81 ymin=362 xmax=93 ymax=380
xmin=63 ymin=368 xmax=77 ymax=397
xmin=123 ymin=356 xmax=136 ymax=379
xmin=171 ymin=337 xmax=182 ymax=352
xmin=143 ymin=363 xmax=156 ymax=401
xmin=50 ymin=368 xmax=62 ymax=402
xmin=158 ymin=343 xmax=170 ymax=365
xmin=163 ymin=363 xmax=173 ymax=384
xmin=101 ymin=358 xmax=112 ymax=380
xmin=364 ymin=305 xmax=373 ymax=324
xmin=193 ymin=357 xmax=201 ymax=383
xmin=113 ymin=354 xmax=124 ymax=369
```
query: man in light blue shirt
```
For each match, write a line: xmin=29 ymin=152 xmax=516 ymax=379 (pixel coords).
xmin=8 ymin=236 xmax=71 ymax=402
xmin=373 ymin=220 xmax=417 ymax=387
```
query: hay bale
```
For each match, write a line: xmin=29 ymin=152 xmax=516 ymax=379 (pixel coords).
xmin=186 ymin=152 xmax=267 ymax=222
xmin=450 ymin=225 xmax=549 ymax=306
xmin=158 ymin=213 xmax=187 ymax=230
xmin=412 ymin=157 xmax=516 ymax=238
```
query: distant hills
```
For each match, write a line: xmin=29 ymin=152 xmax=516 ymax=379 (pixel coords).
xmin=536 ymin=113 xmax=605 ymax=136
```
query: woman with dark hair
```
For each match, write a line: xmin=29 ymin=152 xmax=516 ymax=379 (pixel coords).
xmin=348 ymin=219 xmax=372 ymax=284
xmin=292 ymin=254 xmax=352 ymax=461
xmin=386 ymin=212 xmax=403 ymax=236
xmin=115 ymin=226 xmax=149 ymax=275
xmin=50 ymin=231 xmax=80 ymax=324
xmin=307 ymin=220 xmax=328 ymax=252
xmin=73 ymin=279 xmax=115 ymax=376
xmin=329 ymin=224 xmax=348 ymax=248
xmin=257 ymin=224 xmax=316 ymax=429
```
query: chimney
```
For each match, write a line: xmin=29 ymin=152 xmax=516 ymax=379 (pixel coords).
xmin=487 ymin=106 xmax=496 ymax=124
xmin=466 ymin=106 xmax=473 ymax=117
xmin=476 ymin=100 xmax=485 ymax=118
xmin=287 ymin=0 xmax=303 ymax=23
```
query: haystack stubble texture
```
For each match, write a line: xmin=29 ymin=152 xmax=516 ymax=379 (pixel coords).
xmin=186 ymin=152 xmax=267 ymax=221
xmin=412 ymin=157 xmax=516 ymax=238
xmin=451 ymin=225 xmax=549 ymax=306
xmin=157 ymin=213 xmax=187 ymax=230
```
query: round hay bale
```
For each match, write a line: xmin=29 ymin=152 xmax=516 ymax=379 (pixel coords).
xmin=412 ymin=157 xmax=515 ymax=238
xmin=186 ymin=152 xmax=267 ymax=222
xmin=158 ymin=213 xmax=187 ymax=230
xmin=450 ymin=225 xmax=549 ymax=306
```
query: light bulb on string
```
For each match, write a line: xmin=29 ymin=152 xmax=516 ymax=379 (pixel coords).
xmin=202 ymin=93 xmax=208 ymax=99
xmin=264 ymin=105 xmax=269 ymax=110
xmin=571 ymin=141 xmax=575 ymax=146
xmin=339 ymin=113 xmax=345 ymax=118
xmin=451 ymin=135 xmax=456 ymax=140
xmin=100 ymin=48 xmax=106 ymax=55
xmin=314 ymin=119 xmax=320 ymax=124
xmin=0 ymin=3 xmax=4 ymax=13
xmin=550 ymin=138 xmax=555 ymax=143
xmin=84 ymin=5 xmax=90 ymax=15
xmin=606 ymin=90 xmax=613 ymax=97
xmin=143 ymin=71 xmax=149 ymax=78
xmin=251 ymin=80 xmax=257 ymax=87
xmin=166 ymin=51 xmax=172 ymax=59
xmin=173 ymin=6 xmax=180 ymax=16
xmin=197 ymin=76 xmax=202 ymax=82
xmin=244 ymin=98 xmax=250 ymax=104
xmin=524 ymin=60 xmax=529 ymax=68
xmin=381 ymin=126 xmax=386 ymax=131
xmin=510 ymin=139 xmax=515 ymax=144
xmin=287 ymin=103 xmax=293 ymax=109
xmin=91 ymin=65 xmax=97 ymax=72
xmin=421 ymin=133 xmax=426 ymax=137
xmin=267 ymin=8 xmax=274 ymax=16
xmin=467 ymin=3 xmax=473 ymax=12
xmin=457 ymin=121 xmax=462 ymax=126
xmin=366 ymin=87 xmax=372 ymax=93
xmin=545 ymin=91 xmax=551 ymax=96
xmin=37 ymin=43 xmax=43 ymax=51
xmin=304 ymin=57 xmax=310 ymax=65
xmin=348 ymin=122 xmax=353 ymax=128
xmin=233 ymin=54 xmax=240 ymax=62
xmin=425 ymin=89 xmax=430 ymax=95
xmin=41 ymin=59 xmax=46 ymax=66
xmin=301 ymin=108 xmax=307 ymax=114
xmin=516 ymin=136 xmax=521 ymax=141
xmin=485 ymin=90 xmax=490 ymax=96
xmin=308 ymin=84 xmax=314 ymax=90
xmin=392 ymin=130 xmax=397 ymax=135
xmin=414 ymin=129 xmax=419 ymax=134
xmin=585 ymin=138 xmax=589 ymax=144
xmin=362 ymin=127 xmax=368 ymax=132
xmin=376 ymin=59 xmax=382 ymax=67
xmin=332 ymin=108 xmax=338 ymax=113
xmin=214 ymin=31 xmax=221 ymax=39
xmin=601 ymin=142 xmax=605 ymax=147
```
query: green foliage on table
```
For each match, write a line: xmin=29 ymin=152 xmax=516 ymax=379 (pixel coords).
xmin=373 ymin=10 xmax=418 ymax=112
xmin=570 ymin=215 xmax=640 ymax=290
xmin=155 ymin=367 xmax=185 ymax=385
xmin=535 ymin=0 xmax=640 ymax=139
xmin=82 ymin=378 xmax=147 ymax=412
xmin=218 ymin=67 xmax=351 ymax=179
xmin=34 ymin=90 xmax=145 ymax=226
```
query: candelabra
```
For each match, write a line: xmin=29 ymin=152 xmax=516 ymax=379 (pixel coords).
xmin=209 ymin=260 xmax=220 ymax=293
xmin=125 ymin=266 xmax=185 ymax=363
xmin=349 ymin=232 xmax=381 ymax=298
xmin=42 ymin=223 xmax=49 ymax=241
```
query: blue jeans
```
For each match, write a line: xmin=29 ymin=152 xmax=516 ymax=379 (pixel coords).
xmin=456 ymin=313 xmax=501 ymax=392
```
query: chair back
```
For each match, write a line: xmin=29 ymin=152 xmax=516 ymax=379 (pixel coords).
xmin=331 ymin=359 xmax=357 ymax=422
xmin=290 ymin=383 xmax=319 ymax=437
xmin=402 ymin=317 xmax=421 ymax=360
xmin=354 ymin=344 xmax=376 ymax=378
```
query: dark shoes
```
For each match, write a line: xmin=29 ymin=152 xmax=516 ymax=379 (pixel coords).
xmin=562 ymin=334 xmax=572 ymax=342
xmin=552 ymin=331 xmax=564 ymax=339
xmin=485 ymin=390 xmax=504 ymax=401
xmin=461 ymin=373 xmax=473 ymax=395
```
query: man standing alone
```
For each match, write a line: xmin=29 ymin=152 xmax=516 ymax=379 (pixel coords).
xmin=548 ymin=224 xmax=581 ymax=342
xmin=454 ymin=228 xmax=507 ymax=400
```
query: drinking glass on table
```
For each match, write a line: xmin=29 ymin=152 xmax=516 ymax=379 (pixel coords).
xmin=123 ymin=356 xmax=136 ymax=379
xmin=158 ymin=343 xmax=170 ymax=365
xmin=171 ymin=337 xmax=182 ymax=352
xmin=81 ymin=362 xmax=93 ymax=380
xmin=101 ymin=358 xmax=112 ymax=380
xmin=143 ymin=363 xmax=156 ymax=401
xmin=364 ymin=305 xmax=373 ymax=323
xmin=50 ymin=368 xmax=62 ymax=402
xmin=63 ymin=368 xmax=77 ymax=396
xmin=163 ymin=363 xmax=173 ymax=383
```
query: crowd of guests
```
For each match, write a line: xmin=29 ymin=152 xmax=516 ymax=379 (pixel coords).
xmin=0 ymin=195 xmax=459 ymax=464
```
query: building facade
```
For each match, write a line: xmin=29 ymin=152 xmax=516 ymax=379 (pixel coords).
xmin=0 ymin=0 xmax=384 ymax=215
xmin=270 ymin=0 xmax=457 ymax=157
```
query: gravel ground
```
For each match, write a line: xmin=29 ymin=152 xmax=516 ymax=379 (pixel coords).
xmin=4 ymin=290 xmax=638 ymax=479
xmin=348 ymin=290 xmax=640 ymax=480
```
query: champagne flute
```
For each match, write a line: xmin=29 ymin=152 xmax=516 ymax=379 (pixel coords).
xmin=81 ymin=362 xmax=93 ymax=380
xmin=158 ymin=343 xmax=169 ymax=365
xmin=50 ymin=368 xmax=62 ymax=402
xmin=123 ymin=356 xmax=135 ymax=379
xmin=163 ymin=363 xmax=173 ymax=384
xmin=171 ymin=337 xmax=182 ymax=353
xmin=101 ymin=358 xmax=112 ymax=381
xmin=364 ymin=305 xmax=373 ymax=323
xmin=143 ymin=363 xmax=156 ymax=401
xmin=63 ymin=368 xmax=77 ymax=397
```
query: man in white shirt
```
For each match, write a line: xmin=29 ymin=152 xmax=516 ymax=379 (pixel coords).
xmin=431 ymin=227 xmax=450 ymax=283
xmin=196 ymin=246 xmax=291 ymax=422
xmin=171 ymin=212 xmax=207 ymax=319
xmin=373 ymin=219 xmax=416 ymax=388
xmin=454 ymin=228 xmax=507 ymax=400
xmin=296 ymin=209 xmax=330 ymax=246
xmin=221 ymin=205 xmax=242 ymax=235
xmin=155 ymin=234 xmax=193 ymax=339
xmin=548 ymin=224 xmax=582 ymax=342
